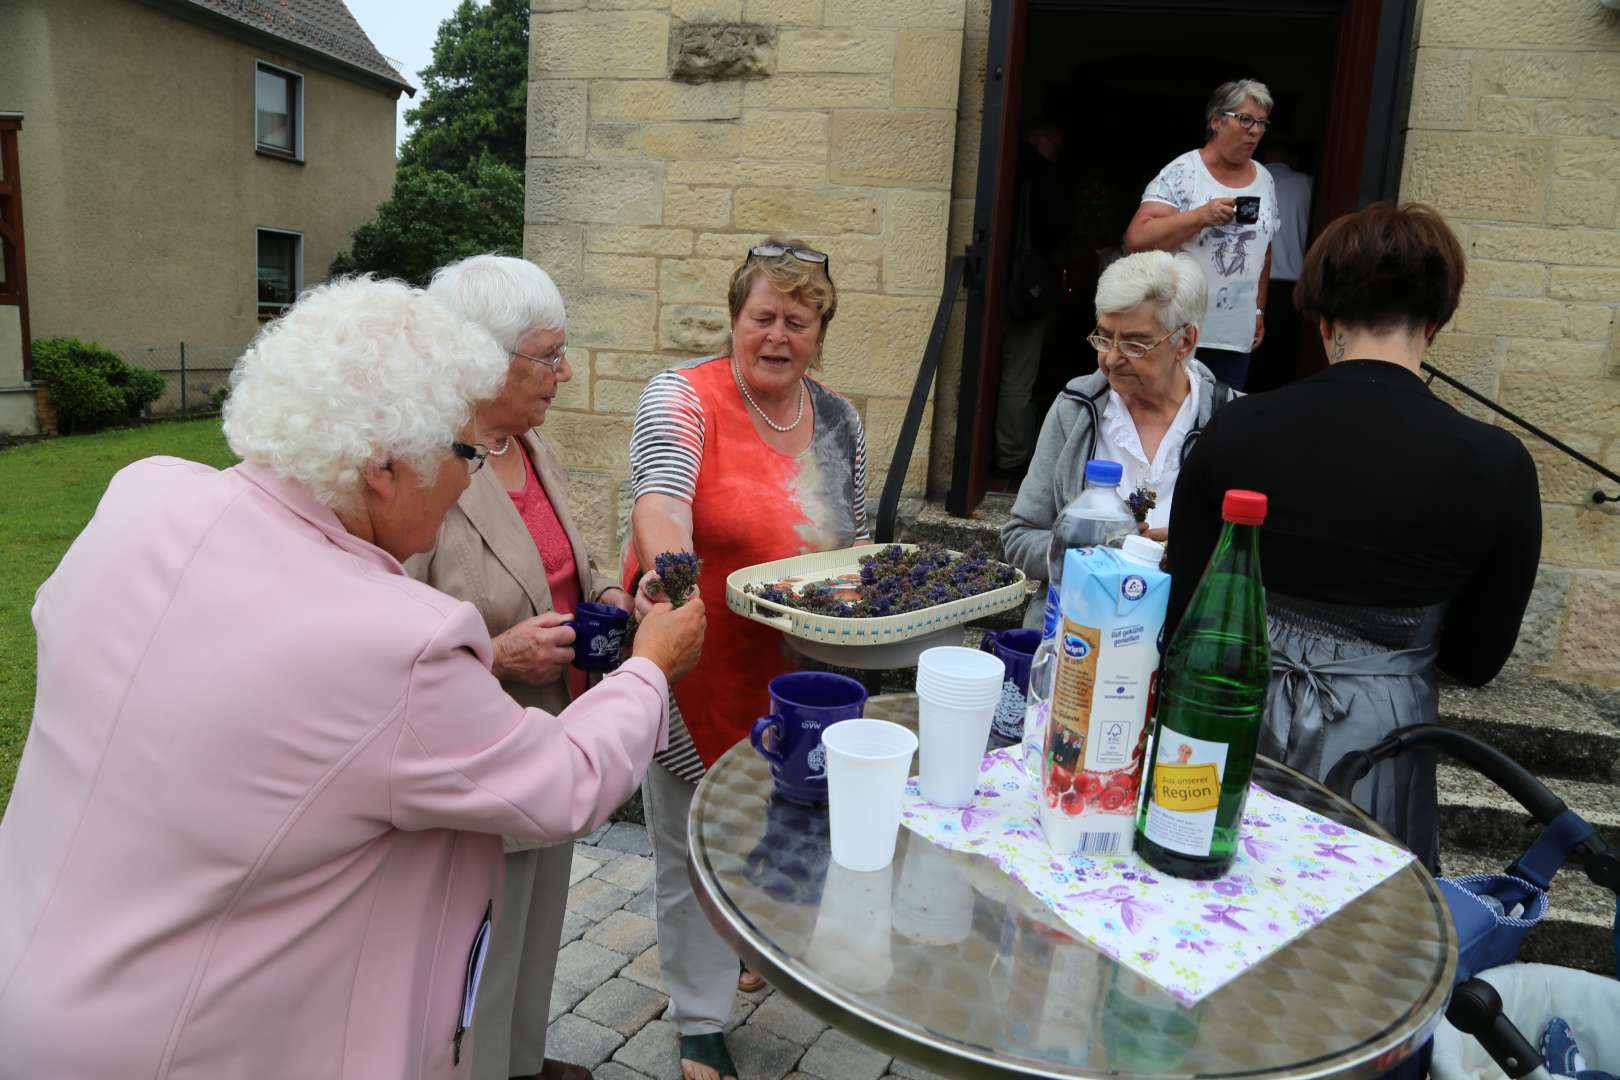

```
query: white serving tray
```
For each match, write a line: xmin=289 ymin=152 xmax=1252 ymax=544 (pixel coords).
xmin=725 ymin=544 xmax=1027 ymax=669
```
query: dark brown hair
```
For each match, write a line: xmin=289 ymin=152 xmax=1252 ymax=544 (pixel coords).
xmin=1294 ymin=201 xmax=1466 ymax=336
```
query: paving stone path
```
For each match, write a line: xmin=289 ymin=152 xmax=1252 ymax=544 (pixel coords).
xmin=548 ymin=822 xmax=946 ymax=1080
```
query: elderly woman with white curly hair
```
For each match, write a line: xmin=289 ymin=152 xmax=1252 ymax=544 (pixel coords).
xmin=0 ymin=276 xmax=704 ymax=1078
xmin=409 ymin=254 xmax=633 ymax=1080
xmin=1002 ymin=250 xmax=1236 ymax=624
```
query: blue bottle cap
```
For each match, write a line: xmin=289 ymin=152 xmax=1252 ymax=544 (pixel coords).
xmin=1085 ymin=459 xmax=1123 ymax=486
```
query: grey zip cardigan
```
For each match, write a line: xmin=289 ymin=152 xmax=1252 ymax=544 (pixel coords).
xmin=999 ymin=362 xmax=1236 ymax=626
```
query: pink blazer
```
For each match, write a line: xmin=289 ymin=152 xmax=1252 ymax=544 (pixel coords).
xmin=0 ymin=458 xmax=669 ymax=1079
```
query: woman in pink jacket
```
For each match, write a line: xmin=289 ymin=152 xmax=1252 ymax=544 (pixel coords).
xmin=0 ymin=277 xmax=704 ymax=1079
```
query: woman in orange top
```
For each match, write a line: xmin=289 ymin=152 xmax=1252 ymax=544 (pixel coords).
xmin=625 ymin=239 xmax=868 ymax=1080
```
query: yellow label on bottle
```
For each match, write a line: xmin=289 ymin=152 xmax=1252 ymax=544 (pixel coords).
xmin=1151 ymin=763 xmax=1222 ymax=813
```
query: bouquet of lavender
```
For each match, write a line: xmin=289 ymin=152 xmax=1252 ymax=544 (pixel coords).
xmin=622 ymin=550 xmax=701 ymax=657
xmin=652 ymin=550 xmax=701 ymax=607
xmin=744 ymin=543 xmax=1017 ymax=619
xmin=1126 ymin=484 xmax=1157 ymax=526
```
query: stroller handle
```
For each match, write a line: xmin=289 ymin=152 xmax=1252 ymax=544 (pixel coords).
xmin=1324 ymin=724 xmax=1568 ymax=825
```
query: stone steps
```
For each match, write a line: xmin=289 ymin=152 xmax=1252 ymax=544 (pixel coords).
xmin=1435 ymin=676 xmax=1619 ymax=784
xmin=1437 ymin=763 xmax=1620 ymax=863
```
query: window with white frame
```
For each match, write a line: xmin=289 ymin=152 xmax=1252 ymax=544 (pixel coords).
xmin=255 ymin=62 xmax=302 ymax=159
xmin=257 ymin=229 xmax=302 ymax=317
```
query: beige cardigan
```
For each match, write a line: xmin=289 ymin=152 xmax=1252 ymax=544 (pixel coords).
xmin=406 ymin=430 xmax=619 ymax=847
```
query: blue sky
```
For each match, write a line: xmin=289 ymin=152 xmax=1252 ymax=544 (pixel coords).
xmin=344 ymin=0 xmax=466 ymax=149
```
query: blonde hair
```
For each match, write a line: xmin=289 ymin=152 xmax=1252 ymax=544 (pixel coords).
xmin=727 ymin=237 xmax=838 ymax=356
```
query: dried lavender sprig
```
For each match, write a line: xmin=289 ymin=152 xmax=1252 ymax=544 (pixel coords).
xmin=652 ymin=550 xmax=702 ymax=608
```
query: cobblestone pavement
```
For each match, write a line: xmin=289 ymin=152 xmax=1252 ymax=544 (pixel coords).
xmin=546 ymin=822 xmax=946 ymax=1080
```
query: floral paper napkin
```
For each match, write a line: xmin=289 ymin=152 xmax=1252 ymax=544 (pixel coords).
xmin=900 ymin=749 xmax=1414 ymax=1003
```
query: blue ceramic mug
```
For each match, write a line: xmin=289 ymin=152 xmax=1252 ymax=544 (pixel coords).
xmin=980 ymin=628 xmax=1040 ymax=745
xmin=750 ymin=672 xmax=868 ymax=804
xmin=570 ymin=601 xmax=630 ymax=673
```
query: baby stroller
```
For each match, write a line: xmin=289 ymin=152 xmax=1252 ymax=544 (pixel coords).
xmin=1326 ymin=724 xmax=1620 ymax=1080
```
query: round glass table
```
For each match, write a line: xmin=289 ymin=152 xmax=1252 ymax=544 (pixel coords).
xmin=687 ymin=694 xmax=1456 ymax=1080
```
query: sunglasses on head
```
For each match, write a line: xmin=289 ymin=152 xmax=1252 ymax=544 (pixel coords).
xmin=747 ymin=243 xmax=832 ymax=277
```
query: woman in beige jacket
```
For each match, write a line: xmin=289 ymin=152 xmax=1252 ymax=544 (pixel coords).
xmin=410 ymin=255 xmax=633 ymax=1080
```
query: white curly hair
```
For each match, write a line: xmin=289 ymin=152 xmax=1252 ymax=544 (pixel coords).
xmin=1094 ymin=250 xmax=1208 ymax=334
xmin=428 ymin=254 xmax=566 ymax=353
xmin=222 ymin=276 xmax=508 ymax=511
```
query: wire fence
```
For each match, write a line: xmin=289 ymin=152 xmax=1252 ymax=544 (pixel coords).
xmin=110 ymin=343 xmax=243 ymax=418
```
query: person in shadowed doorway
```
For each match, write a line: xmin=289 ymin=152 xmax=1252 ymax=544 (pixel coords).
xmin=1125 ymin=78 xmax=1279 ymax=392
xmin=996 ymin=114 xmax=1075 ymax=481
xmin=1248 ymin=139 xmax=1315 ymax=392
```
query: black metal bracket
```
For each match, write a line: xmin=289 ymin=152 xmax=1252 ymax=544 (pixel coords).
xmin=874 ymin=254 xmax=966 ymax=544
xmin=1423 ymin=362 xmax=1620 ymax=505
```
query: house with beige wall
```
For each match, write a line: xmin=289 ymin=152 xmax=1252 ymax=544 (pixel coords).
xmin=526 ymin=0 xmax=1620 ymax=687
xmin=0 ymin=0 xmax=410 ymax=433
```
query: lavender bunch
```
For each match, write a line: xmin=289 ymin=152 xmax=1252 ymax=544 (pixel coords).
xmin=1126 ymin=485 xmax=1157 ymax=525
xmin=652 ymin=550 xmax=702 ymax=607
xmin=745 ymin=544 xmax=1016 ymax=619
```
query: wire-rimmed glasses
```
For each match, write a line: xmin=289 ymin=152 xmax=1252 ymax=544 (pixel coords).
xmin=1086 ymin=326 xmax=1184 ymax=361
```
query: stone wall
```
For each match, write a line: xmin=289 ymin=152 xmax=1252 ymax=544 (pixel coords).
xmin=1402 ymin=0 xmax=1620 ymax=683
xmin=526 ymin=0 xmax=966 ymax=569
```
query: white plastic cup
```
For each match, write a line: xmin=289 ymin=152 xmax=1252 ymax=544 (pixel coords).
xmin=822 ymin=719 xmax=919 ymax=872
xmin=916 ymin=691 xmax=999 ymax=807
xmin=917 ymin=646 xmax=1006 ymax=699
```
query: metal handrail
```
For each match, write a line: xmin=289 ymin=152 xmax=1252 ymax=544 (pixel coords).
xmin=874 ymin=255 xmax=965 ymax=544
xmin=1421 ymin=362 xmax=1619 ymax=505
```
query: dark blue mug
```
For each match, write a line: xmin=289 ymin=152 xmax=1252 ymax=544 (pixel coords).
xmin=980 ymin=628 xmax=1040 ymax=745
xmin=570 ymin=601 xmax=630 ymax=673
xmin=750 ymin=672 xmax=867 ymax=804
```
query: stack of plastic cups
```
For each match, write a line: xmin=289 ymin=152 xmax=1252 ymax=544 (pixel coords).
xmin=915 ymin=645 xmax=1006 ymax=807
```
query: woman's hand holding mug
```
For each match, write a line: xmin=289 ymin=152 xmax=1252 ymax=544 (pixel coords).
xmin=492 ymin=610 xmax=576 ymax=685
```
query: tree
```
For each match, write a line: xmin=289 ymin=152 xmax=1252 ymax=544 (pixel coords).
xmin=331 ymin=0 xmax=529 ymax=282
xmin=328 ymin=156 xmax=523 ymax=285
xmin=397 ymin=0 xmax=529 ymax=176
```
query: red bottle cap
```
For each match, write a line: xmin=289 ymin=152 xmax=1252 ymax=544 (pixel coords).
xmin=1222 ymin=489 xmax=1267 ymax=525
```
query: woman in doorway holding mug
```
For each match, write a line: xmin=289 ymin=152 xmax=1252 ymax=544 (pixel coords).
xmin=1124 ymin=78 xmax=1280 ymax=391
xmin=409 ymin=254 xmax=634 ymax=1080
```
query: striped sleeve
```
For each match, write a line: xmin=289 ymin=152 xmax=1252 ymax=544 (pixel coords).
xmin=629 ymin=370 xmax=705 ymax=503
xmin=851 ymin=411 xmax=871 ymax=544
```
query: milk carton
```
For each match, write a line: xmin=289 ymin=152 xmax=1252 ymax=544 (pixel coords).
xmin=1037 ymin=540 xmax=1170 ymax=857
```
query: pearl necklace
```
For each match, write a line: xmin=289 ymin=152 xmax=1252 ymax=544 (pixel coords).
xmin=488 ymin=435 xmax=513 ymax=456
xmin=733 ymin=360 xmax=806 ymax=433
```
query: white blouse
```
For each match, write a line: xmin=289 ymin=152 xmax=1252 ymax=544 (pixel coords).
xmin=1092 ymin=364 xmax=1201 ymax=531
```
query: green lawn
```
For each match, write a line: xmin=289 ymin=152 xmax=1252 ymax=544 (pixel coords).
xmin=0 ymin=420 xmax=236 ymax=811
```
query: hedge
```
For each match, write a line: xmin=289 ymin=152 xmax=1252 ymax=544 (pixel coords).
xmin=32 ymin=337 xmax=166 ymax=434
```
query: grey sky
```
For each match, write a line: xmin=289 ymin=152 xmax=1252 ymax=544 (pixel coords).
xmin=343 ymin=0 xmax=467 ymax=150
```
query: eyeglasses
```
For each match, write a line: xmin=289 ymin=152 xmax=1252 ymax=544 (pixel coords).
xmin=1221 ymin=111 xmax=1272 ymax=133
xmin=512 ymin=345 xmax=566 ymax=371
xmin=1087 ymin=326 xmax=1184 ymax=361
xmin=747 ymin=243 xmax=832 ymax=277
xmin=450 ymin=441 xmax=490 ymax=473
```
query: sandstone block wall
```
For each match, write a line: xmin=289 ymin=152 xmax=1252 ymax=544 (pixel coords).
xmin=527 ymin=0 xmax=966 ymax=570
xmin=1403 ymin=0 xmax=1620 ymax=684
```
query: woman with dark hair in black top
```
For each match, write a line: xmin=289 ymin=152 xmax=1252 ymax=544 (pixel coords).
xmin=1165 ymin=201 xmax=1542 ymax=870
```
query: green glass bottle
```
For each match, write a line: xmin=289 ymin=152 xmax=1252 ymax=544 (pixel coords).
xmin=1135 ymin=489 xmax=1270 ymax=880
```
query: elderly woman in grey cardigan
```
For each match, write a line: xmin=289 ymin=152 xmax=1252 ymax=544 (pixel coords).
xmin=1001 ymin=251 xmax=1237 ymax=626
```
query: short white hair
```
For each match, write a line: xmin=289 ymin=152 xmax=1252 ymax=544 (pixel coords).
xmin=1206 ymin=78 xmax=1275 ymax=138
xmin=1094 ymin=251 xmax=1208 ymax=334
xmin=223 ymin=276 xmax=508 ymax=511
xmin=428 ymin=254 xmax=567 ymax=353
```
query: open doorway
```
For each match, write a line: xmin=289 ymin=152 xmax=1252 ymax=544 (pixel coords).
xmin=950 ymin=0 xmax=1416 ymax=515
